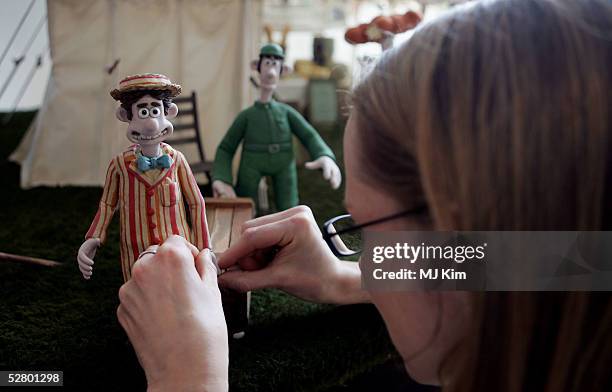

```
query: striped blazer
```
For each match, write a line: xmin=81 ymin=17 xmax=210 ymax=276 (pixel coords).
xmin=85 ymin=143 xmax=210 ymax=281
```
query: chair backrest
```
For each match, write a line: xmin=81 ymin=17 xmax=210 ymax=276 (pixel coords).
xmin=170 ymin=91 xmax=205 ymax=163
xmin=168 ymin=91 xmax=214 ymax=184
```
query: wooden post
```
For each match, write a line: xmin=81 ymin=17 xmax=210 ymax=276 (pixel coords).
xmin=0 ymin=251 xmax=61 ymax=267
xmin=205 ymin=197 xmax=254 ymax=338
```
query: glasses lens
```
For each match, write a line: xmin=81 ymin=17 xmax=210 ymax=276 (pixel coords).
xmin=327 ymin=215 xmax=361 ymax=257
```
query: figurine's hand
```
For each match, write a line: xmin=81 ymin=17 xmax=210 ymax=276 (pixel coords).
xmin=305 ymin=156 xmax=342 ymax=189
xmin=218 ymin=206 xmax=368 ymax=305
xmin=212 ymin=180 xmax=237 ymax=198
xmin=77 ymin=238 xmax=100 ymax=280
xmin=117 ymin=236 xmax=228 ymax=392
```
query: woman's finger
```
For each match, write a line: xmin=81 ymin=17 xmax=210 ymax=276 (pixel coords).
xmin=237 ymin=249 xmax=276 ymax=271
xmin=195 ymin=249 xmax=219 ymax=286
xmin=241 ymin=206 xmax=311 ymax=232
xmin=159 ymin=235 xmax=190 ymax=250
xmin=155 ymin=236 xmax=197 ymax=270
xmin=185 ymin=241 xmax=199 ymax=259
xmin=138 ymin=244 xmax=159 ymax=258
xmin=218 ymin=268 xmax=278 ymax=292
xmin=218 ymin=218 xmax=296 ymax=269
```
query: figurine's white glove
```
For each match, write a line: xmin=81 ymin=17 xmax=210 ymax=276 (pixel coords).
xmin=305 ymin=156 xmax=342 ymax=190
xmin=212 ymin=180 xmax=237 ymax=198
xmin=77 ymin=238 xmax=100 ymax=280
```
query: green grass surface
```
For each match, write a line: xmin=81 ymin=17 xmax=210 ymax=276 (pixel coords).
xmin=0 ymin=112 xmax=404 ymax=391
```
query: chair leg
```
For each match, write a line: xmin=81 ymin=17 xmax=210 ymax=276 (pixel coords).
xmin=257 ymin=177 xmax=269 ymax=212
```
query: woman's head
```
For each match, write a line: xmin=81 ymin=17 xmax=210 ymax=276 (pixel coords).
xmin=348 ymin=0 xmax=611 ymax=230
xmin=345 ymin=0 xmax=611 ymax=389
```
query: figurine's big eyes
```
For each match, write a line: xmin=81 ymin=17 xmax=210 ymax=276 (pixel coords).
xmin=264 ymin=59 xmax=272 ymax=66
xmin=138 ymin=108 xmax=149 ymax=119
xmin=150 ymin=107 xmax=161 ymax=118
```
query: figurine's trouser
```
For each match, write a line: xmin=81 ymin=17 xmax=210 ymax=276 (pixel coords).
xmin=235 ymin=151 xmax=298 ymax=211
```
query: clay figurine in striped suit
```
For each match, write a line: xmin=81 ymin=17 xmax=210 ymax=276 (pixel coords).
xmin=77 ymin=74 xmax=210 ymax=282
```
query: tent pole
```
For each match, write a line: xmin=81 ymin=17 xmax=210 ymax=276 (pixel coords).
xmin=2 ymin=54 xmax=44 ymax=125
xmin=0 ymin=0 xmax=36 ymax=68
xmin=21 ymin=16 xmax=47 ymax=59
xmin=0 ymin=16 xmax=46 ymax=101
xmin=0 ymin=56 xmax=25 ymax=101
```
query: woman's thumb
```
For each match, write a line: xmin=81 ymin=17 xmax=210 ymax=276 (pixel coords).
xmin=195 ymin=248 xmax=219 ymax=285
xmin=218 ymin=269 xmax=274 ymax=292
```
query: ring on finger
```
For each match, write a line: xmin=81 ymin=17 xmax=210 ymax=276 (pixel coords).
xmin=137 ymin=245 xmax=159 ymax=260
xmin=208 ymin=250 xmax=223 ymax=275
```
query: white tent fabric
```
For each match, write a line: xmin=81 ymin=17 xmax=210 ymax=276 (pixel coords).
xmin=11 ymin=0 xmax=262 ymax=188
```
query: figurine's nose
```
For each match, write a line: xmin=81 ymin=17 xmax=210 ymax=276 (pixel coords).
xmin=139 ymin=118 xmax=160 ymax=134
xmin=264 ymin=68 xmax=277 ymax=79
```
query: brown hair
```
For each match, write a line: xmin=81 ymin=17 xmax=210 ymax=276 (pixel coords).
xmin=118 ymin=89 xmax=173 ymax=120
xmin=352 ymin=0 xmax=612 ymax=390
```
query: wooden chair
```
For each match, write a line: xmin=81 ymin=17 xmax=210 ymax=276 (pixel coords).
xmin=205 ymin=197 xmax=254 ymax=338
xmin=170 ymin=91 xmax=214 ymax=184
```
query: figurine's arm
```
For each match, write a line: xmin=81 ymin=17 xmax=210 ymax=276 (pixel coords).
xmin=79 ymin=158 xmax=120 ymax=279
xmin=85 ymin=158 xmax=120 ymax=243
xmin=177 ymin=152 xmax=210 ymax=250
xmin=287 ymin=107 xmax=342 ymax=189
xmin=212 ymin=111 xmax=248 ymax=187
xmin=286 ymin=106 xmax=336 ymax=161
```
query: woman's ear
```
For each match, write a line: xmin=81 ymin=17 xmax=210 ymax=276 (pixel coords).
xmin=250 ymin=59 xmax=259 ymax=71
xmin=116 ymin=106 xmax=129 ymax=122
xmin=166 ymin=103 xmax=178 ymax=119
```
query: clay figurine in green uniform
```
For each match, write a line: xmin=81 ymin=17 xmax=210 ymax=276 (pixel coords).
xmin=212 ymin=43 xmax=341 ymax=211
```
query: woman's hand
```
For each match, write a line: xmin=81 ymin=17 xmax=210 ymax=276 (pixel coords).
xmin=218 ymin=206 xmax=369 ymax=305
xmin=117 ymin=236 xmax=228 ymax=392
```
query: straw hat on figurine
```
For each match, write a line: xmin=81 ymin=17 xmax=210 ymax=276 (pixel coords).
xmin=110 ymin=73 xmax=181 ymax=100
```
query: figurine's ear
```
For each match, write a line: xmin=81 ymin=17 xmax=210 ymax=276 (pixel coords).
xmin=166 ymin=103 xmax=178 ymax=119
xmin=250 ymin=59 xmax=259 ymax=71
xmin=282 ymin=63 xmax=292 ymax=75
xmin=116 ymin=106 xmax=129 ymax=122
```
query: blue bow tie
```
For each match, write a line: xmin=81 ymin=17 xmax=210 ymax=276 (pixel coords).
xmin=137 ymin=154 xmax=172 ymax=172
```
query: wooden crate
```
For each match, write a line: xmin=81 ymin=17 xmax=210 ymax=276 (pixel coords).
xmin=205 ymin=197 xmax=254 ymax=338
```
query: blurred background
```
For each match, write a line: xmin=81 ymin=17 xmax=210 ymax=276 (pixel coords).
xmin=0 ymin=0 xmax=460 ymax=189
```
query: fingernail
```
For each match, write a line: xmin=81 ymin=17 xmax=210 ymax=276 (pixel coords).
xmin=203 ymin=248 xmax=213 ymax=261
xmin=204 ymin=249 xmax=222 ymax=275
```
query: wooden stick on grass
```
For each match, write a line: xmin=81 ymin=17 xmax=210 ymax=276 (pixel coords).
xmin=0 ymin=251 xmax=61 ymax=267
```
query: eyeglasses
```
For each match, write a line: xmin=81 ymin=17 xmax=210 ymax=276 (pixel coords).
xmin=322 ymin=206 xmax=427 ymax=258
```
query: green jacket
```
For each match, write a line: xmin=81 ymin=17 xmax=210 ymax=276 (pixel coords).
xmin=213 ymin=99 xmax=335 ymax=185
